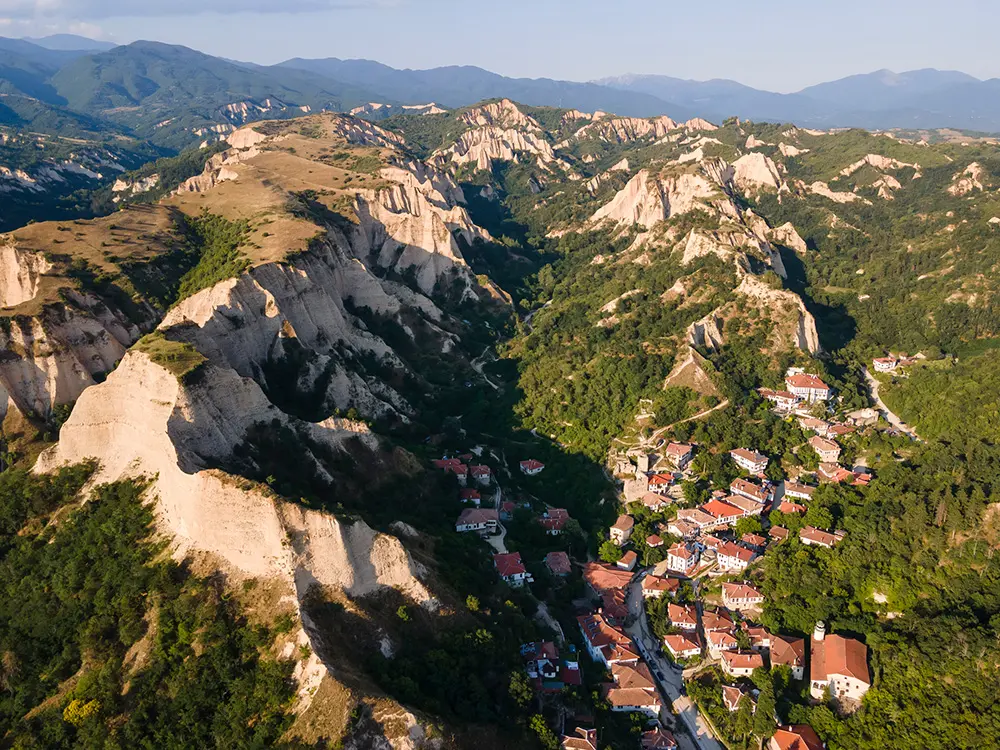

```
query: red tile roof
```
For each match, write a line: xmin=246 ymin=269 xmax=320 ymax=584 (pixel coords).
xmin=582 ymin=562 xmax=633 ymax=593
xmin=561 ymin=727 xmax=598 ymax=750
xmin=520 ymin=459 xmax=545 ymax=471
xmin=612 ymin=514 xmax=635 ymax=531
xmin=770 ymin=635 xmax=805 ymax=669
xmin=722 ymin=582 xmax=763 ymax=602
xmin=459 ymin=488 xmax=481 ymax=501
xmin=811 ymin=633 xmax=870 ymax=685
xmin=646 ymin=534 xmax=664 ymax=546
xmin=721 ymin=651 xmax=764 ymax=670
xmin=665 ymin=441 xmax=693 ymax=457
xmin=544 ymin=551 xmax=572 ymax=576
xmin=470 ymin=464 xmax=491 ymax=478
xmin=731 ymin=448 xmax=767 ymax=464
xmin=778 ymin=501 xmax=807 ymax=514
xmin=641 ymin=726 xmax=677 ymax=749
xmin=771 ymin=725 xmax=824 ymax=750
xmin=717 ymin=541 xmax=755 ymax=563
xmin=808 ymin=435 xmax=840 ymax=454
xmin=799 ymin=526 xmax=845 ymax=547
xmin=769 ymin=526 xmax=790 ymax=541
xmin=702 ymin=498 xmax=744 ymax=520
xmin=786 ymin=373 xmax=829 ymax=391
xmin=663 ymin=633 xmax=700 ymax=655
xmin=668 ymin=603 xmax=698 ymax=627
xmin=493 ymin=551 xmax=526 ymax=578
xmin=648 ymin=473 xmax=674 ymax=486
xmin=701 ymin=608 xmax=735 ymax=632
xmin=642 ymin=575 xmax=680 ymax=595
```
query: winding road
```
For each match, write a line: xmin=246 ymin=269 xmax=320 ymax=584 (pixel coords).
xmin=862 ymin=367 xmax=920 ymax=441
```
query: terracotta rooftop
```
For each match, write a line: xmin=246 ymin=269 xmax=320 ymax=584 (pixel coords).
xmin=771 ymin=725 xmax=824 ymax=750
xmin=811 ymin=633 xmax=870 ymax=685
xmin=786 ymin=373 xmax=830 ymax=391
xmin=612 ymin=514 xmax=635 ymax=531
xmin=582 ymin=562 xmax=633 ymax=592
xmin=493 ymin=552 xmax=526 ymax=577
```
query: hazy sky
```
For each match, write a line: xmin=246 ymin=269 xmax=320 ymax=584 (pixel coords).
xmin=2 ymin=0 xmax=997 ymax=91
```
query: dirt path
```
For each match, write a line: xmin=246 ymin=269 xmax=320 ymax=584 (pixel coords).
xmin=863 ymin=368 xmax=920 ymax=441
xmin=644 ymin=399 xmax=730 ymax=447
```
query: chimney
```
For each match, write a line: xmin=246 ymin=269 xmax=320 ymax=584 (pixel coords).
xmin=813 ymin=621 xmax=826 ymax=642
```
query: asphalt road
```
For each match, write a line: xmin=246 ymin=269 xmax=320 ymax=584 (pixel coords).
xmin=625 ymin=572 xmax=724 ymax=750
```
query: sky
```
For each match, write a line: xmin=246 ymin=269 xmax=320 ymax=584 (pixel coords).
xmin=1 ymin=0 xmax=997 ymax=91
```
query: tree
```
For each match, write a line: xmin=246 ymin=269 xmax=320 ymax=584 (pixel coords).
xmin=599 ymin=540 xmax=623 ymax=564
xmin=508 ymin=672 xmax=533 ymax=710
xmin=529 ymin=714 xmax=560 ymax=750
xmin=732 ymin=696 xmax=755 ymax=741
xmin=735 ymin=516 xmax=763 ymax=538
xmin=752 ymin=668 xmax=777 ymax=741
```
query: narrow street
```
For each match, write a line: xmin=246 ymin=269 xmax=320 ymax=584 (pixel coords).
xmin=625 ymin=572 xmax=724 ymax=750
xmin=485 ymin=482 xmax=508 ymax=554
xmin=862 ymin=367 xmax=920 ymax=441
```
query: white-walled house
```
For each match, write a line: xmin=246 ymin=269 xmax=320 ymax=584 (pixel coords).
xmin=809 ymin=622 xmax=870 ymax=705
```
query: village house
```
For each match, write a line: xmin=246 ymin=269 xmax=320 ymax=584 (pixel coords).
xmin=675 ymin=507 xmax=716 ymax=532
xmin=519 ymin=458 xmax=545 ymax=476
xmin=642 ymin=575 xmax=680 ymax=599
xmin=783 ymin=481 xmax=816 ymax=502
xmin=539 ymin=508 xmax=570 ymax=535
xmin=666 ymin=542 xmax=699 ymax=574
xmin=665 ymin=441 xmax=694 ymax=470
xmin=742 ymin=533 xmax=768 ymax=549
xmin=746 ymin=625 xmax=772 ymax=652
xmin=667 ymin=518 xmax=700 ymax=539
xmin=759 ymin=388 xmax=800 ymax=412
xmin=604 ymin=662 xmax=662 ymax=717
xmin=646 ymin=534 xmax=664 ymax=550
xmin=582 ymin=562 xmax=634 ymax=595
xmin=701 ymin=608 xmax=735 ymax=633
xmin=872 ymin=356 xmax=898 ymax=373
xmin=437 ymin=459 xmax=469 ymax=485
xmin=561 ymin=727 xmax=598 ymax=750
xmin=721 ymin=651 xmax=764 ymax=678
xmin=716 ymin=542 xmax=756 ymax=573
xmin=647 ymin=473 xmax=675 ymax=495
xmin=641 ymin=726 xmax=678 ymax=749
xmin=777 ymin=500 xmax=807 ymax=515
xmin=701 ymin=498 xmax=746 ymax=529
xmin=846 ymin=407 xmax=878 ymax=427
xmin=769 ymin=526 xmax=790 ymax=542
xmin=722 ymin=685 xmax=755 ymax=713
xmin=640 ymin=491 xmax=671 ymax=512
xmin=769 ymin=725 xmax=825 ymax=750
xmin=521 ymin=641 xmax=582 ymax=693
xmin=724 ymin=493 xmax=766 ymax=518
xmin=809 ymin=622 xmax=871 ymax=704
xmin=459 ymin=488 xmax=481 ymax=506
xmin=469 ymin=464 xmax=492 ymax=486
xmin=799 ymin=526 xmax=846 ymax=548
xmin=808 ymin=436 xmax=841 ymax=463
xmin=668 ymin=602 xmax=698 ymax=631
xmin=455 ymin=507 xmax=499 ymax=533
xmin=730 ymin=448 xmax=769 ymax=474
xmin=578 ymin=612 xmax=637 ymax=667
xmin=663 ymin=633 xmax=701 ymax=660
xmin=617 ymin=550 xmax=638 ymax=571
xmin=610 ymin=514 xmax=634 ymax=545
xmin=545 ymin=551 xmax=572 ymax=577
xmin=770 ymin=634 xmax=806 ymax=680
xmin=707 ymin=629 xmax=739 ymax=657
xmin=785 ymin=372 xmax=832 ymax=403
xmin=798 ymin=416 xmax=831 ymax=437
xmin=494 ymin=552 xmax=528 ymax=586
xmin=600 ymin=590 xmax=629 ymax=624
xmin=499 ymin=500 xmax=515 ymax=520
xmin=818 ymin=462 xmax=855 ymax=483
xmin=827 ymin=424 xmax=856 ymax=438
xmin=722 ymin=583 xmax=764 ymax=611
xmin=730 ymin=478 xmax=773 ymax=505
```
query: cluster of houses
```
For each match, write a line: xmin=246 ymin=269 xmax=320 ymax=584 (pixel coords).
xmin=759 ymin=370 xmax=833 ymax=415
xmin=568 ymin=561 xmax=678 ymax=749
xmin=432 ymin=455 xmax=493 ymax=487
xmin=562 ymin=725 xmax=676 ymax=750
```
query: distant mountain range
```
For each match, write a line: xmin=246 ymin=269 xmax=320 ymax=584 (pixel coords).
xmin=2 ymin=34 xmax=1000 ymax=154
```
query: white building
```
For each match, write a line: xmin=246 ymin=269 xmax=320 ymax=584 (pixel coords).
xmin=809 ymin=622 xmax=871 ymax=704
xmin=785 ymin=373 xmax=832 ymax=403
xmin=455 ymin=508 xmax=499 ymax=533
xmin=666 ymin=543 xmax=698 ymax=574
xmin=730 ymin=449 xmax=769 ymax=474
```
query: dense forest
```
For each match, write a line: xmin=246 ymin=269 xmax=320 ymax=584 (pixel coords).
xmin=0 ymin=467 xmax=299 ymax=748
